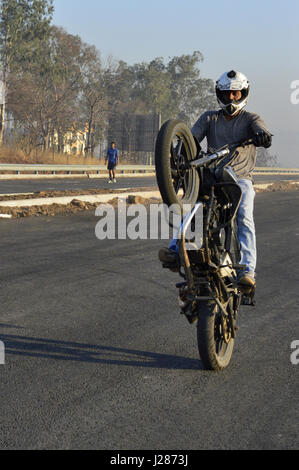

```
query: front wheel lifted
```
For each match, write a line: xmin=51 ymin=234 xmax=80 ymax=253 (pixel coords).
xmin=155 ymin=120 xmax=199 ymax=212
xmin=197 ymin=301 xmax=235 ymax=371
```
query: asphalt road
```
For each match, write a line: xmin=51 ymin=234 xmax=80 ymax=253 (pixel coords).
xmin=0 ymin=174 xmax=299 ymax=194
xmin=0 ymin=191 xmax=298 ymax=450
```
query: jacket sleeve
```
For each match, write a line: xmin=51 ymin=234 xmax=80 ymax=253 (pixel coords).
xmin=250 ymin=113 xmax=271 ymax=135
xmin=191 ymin=111 xmax=210 ymax=143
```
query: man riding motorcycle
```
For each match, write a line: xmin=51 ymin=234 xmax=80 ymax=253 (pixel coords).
xmin=159 ymin=70 xmax=272 ymax=289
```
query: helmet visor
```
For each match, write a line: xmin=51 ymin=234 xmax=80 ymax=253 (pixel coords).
xmin=217 ymin=89 xmax=248 ymax=105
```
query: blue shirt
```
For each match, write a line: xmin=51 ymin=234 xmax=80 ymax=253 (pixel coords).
xmin=107 ymin=148 xmax=119 ymax=164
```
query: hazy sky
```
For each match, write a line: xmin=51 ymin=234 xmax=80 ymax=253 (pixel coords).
xmin=53 ymin=0 xmax=299 ymax=167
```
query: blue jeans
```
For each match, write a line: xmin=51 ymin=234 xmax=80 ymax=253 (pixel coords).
xmin=169 ymin=178 xmax=257 ymax=276
xmin=236 ymin=179 xmax=256 ymax=276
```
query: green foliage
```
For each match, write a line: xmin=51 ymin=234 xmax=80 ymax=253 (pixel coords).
xmin=125 ymin=52 xmax=217 ymax=124
xmin=0 ymin=0 xmax=54 ymax=142
xmin=0 ymin=1 xmax=217 ymax=154
xmin=0 ymin=0 xmax=54 ymax=70
xmin=7 ymin=25 xmax=101 ymax=152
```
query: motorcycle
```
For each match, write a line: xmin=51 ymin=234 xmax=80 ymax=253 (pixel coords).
xmin=155 ymin=120 xmax=256 ymax=371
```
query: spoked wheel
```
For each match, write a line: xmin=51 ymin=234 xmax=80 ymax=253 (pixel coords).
xmin=155 ymin=120 xmax=200 ymax=212
xmin=197 ymin=300 xmax=235 ymax=371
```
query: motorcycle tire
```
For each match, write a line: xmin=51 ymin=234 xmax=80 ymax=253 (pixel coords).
xmin=155 ymin=120 xmax=200 ymax=213
xmin=197 ymin=300 xmax=235 ymax=371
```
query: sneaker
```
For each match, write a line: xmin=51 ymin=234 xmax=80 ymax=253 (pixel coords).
xmin=158 ymin=247 xmax=180 ymax=272
xmin=238 ymin=272 xmax=256 ymax=290
xmin=113 ymin=179 xmax=117 ymax=183
xmin=108 ymin=180 xmax=112 ymax=184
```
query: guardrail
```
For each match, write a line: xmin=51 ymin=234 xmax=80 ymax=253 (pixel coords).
xmin=0 ymin=164 xmax=155 ymax=175
xmin=254 ymin=167 xmax=299 ymax=175
xmin=0 ymin=164 xmax=298 ymax=175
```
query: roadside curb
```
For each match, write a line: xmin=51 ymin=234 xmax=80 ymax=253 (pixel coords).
xmin=0 ymin=173 xmax=156 ymax=180
xmin=0 ymin=190 xmax=162 ymax=208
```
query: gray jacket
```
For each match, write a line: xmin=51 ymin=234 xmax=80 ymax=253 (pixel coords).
xmin=191 ymin=110 xmax=270 ymax=180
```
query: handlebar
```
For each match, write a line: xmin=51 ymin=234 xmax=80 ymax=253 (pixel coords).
xmin=190 ymin=137 xmax=254 ymax=169
xmin=230 ymin=137 xmax=253 ymax=150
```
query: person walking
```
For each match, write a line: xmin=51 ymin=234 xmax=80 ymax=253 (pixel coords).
xmin=106 ymin=142 xmax=119 ymax=183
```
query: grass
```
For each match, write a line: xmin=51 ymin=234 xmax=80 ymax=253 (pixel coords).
xmin=0 ymin=145 xmax=153 ymax=167
xmin=0 ymin=145 xmax=106 ymax=165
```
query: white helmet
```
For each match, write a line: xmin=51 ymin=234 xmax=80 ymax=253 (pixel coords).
xmin=216 ymin=70 xmax=250 ymax=117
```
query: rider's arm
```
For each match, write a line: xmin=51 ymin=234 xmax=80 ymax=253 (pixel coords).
xmin=250 ymin=112 xmax=270 ymax=134
xmin=191 ymin=111 xmax=210 ymax=144
xmin=249 ymin=113 xmax=272 ymax=148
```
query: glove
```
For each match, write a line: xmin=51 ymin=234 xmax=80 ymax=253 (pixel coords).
xmin=253 ymin=131 xmax=272 ymax=149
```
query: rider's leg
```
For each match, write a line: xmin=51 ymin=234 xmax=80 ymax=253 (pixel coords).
xmin=158 ymin=228 xmax=180 ymax=268
xmin=236 ymin=179 xmax=257 ymax=284
xmin=158 ymin=214 xmax=181 ymax=268
xmin=169 ymin=237 xmax=179 ymax=253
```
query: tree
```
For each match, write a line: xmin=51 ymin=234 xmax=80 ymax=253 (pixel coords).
xmin=167 ymin=51 xmax=217 ymax=124
xmin=1 ymin=7 xmax=217 ymax=161
xmin=131 ymin=58 xmax=172 ymax=117
xmin=256 ymin=148 xmax=279 ymax=167
xmin=0 ymin=0 xmax=54 ymax=143
xmin=78 ymin=47 xmax=108 ymax=156
xmin=7 ymin=26 xmax=104 ymax=155
xmin=113 ymin=52 xmax=217 ymax=125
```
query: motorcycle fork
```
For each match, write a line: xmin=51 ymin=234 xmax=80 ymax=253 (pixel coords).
xmin=213 ymin=274 xmax=237 ymax=340
xmin=203 ymin=187 xmax=215 ymax=266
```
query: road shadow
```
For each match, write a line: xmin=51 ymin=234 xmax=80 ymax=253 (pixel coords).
xmin=0 ymin=332 xmax=203 ymax=371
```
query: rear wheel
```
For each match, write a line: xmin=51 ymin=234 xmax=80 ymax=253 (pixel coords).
xmin=155 ymin=120 xmax=199 ymax=212
xmin=197 ymin=301 xmax=235 ymax=371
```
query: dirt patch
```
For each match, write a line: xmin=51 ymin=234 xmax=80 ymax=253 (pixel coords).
xmin=0 ymin=186 xmax=156 ymax=202
xmin=0 ymin=195 xmax=161 ymax=218
xmin=108 ymin=195 xmax=161 ymax=207
xmin=0 ymin=200 xmax=96 ymax=218
xmin=255 ymin=182 xmax=299 ymax=193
